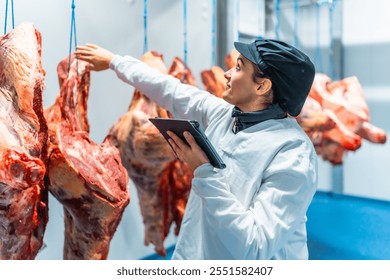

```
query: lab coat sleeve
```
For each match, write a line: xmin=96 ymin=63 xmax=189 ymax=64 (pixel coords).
xmin=191 ymin=146 xmax=317 ymax=260
xmin=109 ymin=55 xmax=229 ymax=129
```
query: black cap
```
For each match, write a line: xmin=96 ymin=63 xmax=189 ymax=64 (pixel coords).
xmin=234 ymin=39 xmax=315 ymax=117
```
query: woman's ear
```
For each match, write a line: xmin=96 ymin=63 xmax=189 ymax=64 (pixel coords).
xmin=256 ymin=78 xmax=272 ymax=95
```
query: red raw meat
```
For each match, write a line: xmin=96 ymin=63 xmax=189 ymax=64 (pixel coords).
xmin=44 ymin=54 xmax=130 ymax=259
xmin=0 ymin=22 xmax=48 ymax=260
xmin=201 ymin=66 xmax=226 ymax=98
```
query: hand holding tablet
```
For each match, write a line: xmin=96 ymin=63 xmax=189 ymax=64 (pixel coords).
xmin=149 ymin=118 xmax=226 ymax=169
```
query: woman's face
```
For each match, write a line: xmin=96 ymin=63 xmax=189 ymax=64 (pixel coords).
xmin=222 ymin=55 xmax=260 ymax=111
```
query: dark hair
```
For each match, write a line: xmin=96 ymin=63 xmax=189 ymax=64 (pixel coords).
xmin=251 ymin=64 xmax=274 ymax=105
xmin=251 ymin=63 xmax=268 ymax=81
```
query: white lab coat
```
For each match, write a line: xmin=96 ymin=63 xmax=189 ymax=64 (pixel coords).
xmin=110 ymin=55 xmax=318 ymax=260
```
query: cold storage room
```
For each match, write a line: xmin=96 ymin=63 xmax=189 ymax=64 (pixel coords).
xmin=0 ymin=0 xmax=389 ymax=261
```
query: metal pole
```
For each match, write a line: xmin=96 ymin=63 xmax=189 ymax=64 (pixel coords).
xmin=330 ymin=0 xmax=344 ymax=194
xmin=216 ymin=0 xmax=229 ymax=68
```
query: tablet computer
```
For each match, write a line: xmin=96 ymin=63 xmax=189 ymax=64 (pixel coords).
xmin=149 ymin=117 xmax=226 ymax=169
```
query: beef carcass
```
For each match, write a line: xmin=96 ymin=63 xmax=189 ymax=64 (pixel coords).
xmin=109 ymin=52 xmax=193 ymax=257
xmin=302 ymin=73 xmax=386 ymax=164
xmin=313 ymin=140 xmax=345 ymax=165
xmin=201 ymin=66 xmax=226 ymax=98
xmin=44 ymin=54 xmax=130 ymax=259
xmin=168 ymin=56 xmax=196 ymax=86
xmin=356 ymin=121 xmax=386 ymax=144
xmin=321 ymin=109 xmax=362 ymax=151
xmin=296 ymin=97 xmax=336 ymax=132
xmin=297 ymin=98 xmax=347 ymax=165
xmin=224 ymin=49 xmax=239 ymax=70
xmin=0 ymin=22 xmax=48 ymax=259
xmin=311 ymin=74 xmax=369 ymax=132
xmin=327 ymin=76 xmax=386 ymax=144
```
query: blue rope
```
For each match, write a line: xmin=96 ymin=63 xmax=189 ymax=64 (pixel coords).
xmin=211 ymin=0 xmax=216 ymax=66
xmin=3 ymin=0 xmax=15 ymax=34
xmin=275 ymin=0 xmax=280 ymax=40
xmin=293 ymin=0 xmax=299 ymax=48
xmin=68 ymin=0 xmax=78 ymax=73
xmin=3 ymin=0 xmax=8 ymax=34
xmin=183 ymin=0 xmax=187 ymax=65
xmin=143 ymin=0 xmax=148 ymax=53
xmin=257 ymin=0 xmax=263 ymax=39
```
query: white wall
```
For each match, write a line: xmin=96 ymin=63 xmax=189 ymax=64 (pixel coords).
xmin=341 ymin=0 xmax=390 ymax=200
xmin=6 ymin=0 xmax=214 ymax=260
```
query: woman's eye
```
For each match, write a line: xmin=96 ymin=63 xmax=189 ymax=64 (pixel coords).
xmin=235 ymin=65 xmax=240 ymax=71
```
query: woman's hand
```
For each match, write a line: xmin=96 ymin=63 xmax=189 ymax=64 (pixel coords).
xmin=167 ymin=131 xmax=210 ymax=171
xmin=75 ymin=44 xmax=114 ymax=71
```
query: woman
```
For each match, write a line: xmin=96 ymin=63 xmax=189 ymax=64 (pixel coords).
xmin=76 ymin=39 xmax=318 ymax=260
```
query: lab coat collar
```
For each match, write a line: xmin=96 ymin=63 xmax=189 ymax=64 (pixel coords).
xmin=231 ymin=103 xmax=287 ymax=133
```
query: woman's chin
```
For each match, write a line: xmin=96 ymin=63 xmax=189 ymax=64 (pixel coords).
xmin=221 ymin=90 xmax=230 ymax=101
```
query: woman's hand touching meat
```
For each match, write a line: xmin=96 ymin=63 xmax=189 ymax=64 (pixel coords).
xmin=75 ymin=44 xmax=114 ymax=71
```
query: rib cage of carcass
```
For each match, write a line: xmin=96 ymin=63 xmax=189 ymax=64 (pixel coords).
xmin=0 ymin=22 xmax=48 ymax=260
xmin=44 ymin=54 xmax=130 ymax=260
xmin=204 ymin=50 xmax=387 ymax=165
xmin=109 ymin=51 xmax=194 ymax=257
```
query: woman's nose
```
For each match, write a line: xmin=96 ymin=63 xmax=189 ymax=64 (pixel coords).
xmin=224 ymin=69 xmax=231 ymax=79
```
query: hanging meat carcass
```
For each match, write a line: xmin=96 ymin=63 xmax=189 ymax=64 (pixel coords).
xmin=224 ymin=49 xmax=239 ymax=70
xmin=109 ymin=52 xmax=193 ymax=257
xmin=326 ymin=75 xmax=386 ymax=144
xmin=306 ymin=73 xmax=387 ymax=164
xmin=0 ymin=22 xmax=48 ymax=260
xmin=201 ymin=66 xmax=226 ymax=98
xmin=296 ymin=97 xmax=336 ymax=133
xmin=44 ymin=54 xmax=130 ymax=260
xmin=356 ymin=122 xmax=387 ymax=144
xmin=201 ymin=51 xmax=238 ymax=98
xmin=310 ymin=74 xmax=368 ymax=134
